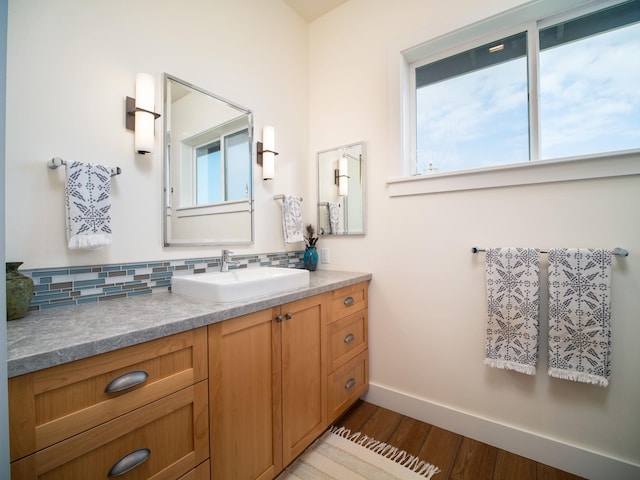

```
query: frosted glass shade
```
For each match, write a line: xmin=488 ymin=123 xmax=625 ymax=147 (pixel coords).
xmin=338 ymin=156 xmax=348 ymax=196
xmin=134 ymin=73 xmax=155 ymax=155
xmin=262 ymin=125 xmax=275 ymax=180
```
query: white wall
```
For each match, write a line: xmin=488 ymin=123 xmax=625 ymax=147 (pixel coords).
xmin=6 ymin=0 xmax=310 ymax=269
xmin=309 ymin=0 xmax=640 ymax=478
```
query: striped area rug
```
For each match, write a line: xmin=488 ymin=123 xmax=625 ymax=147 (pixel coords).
xmin=277 ymin=426 xmax=440 ymax=479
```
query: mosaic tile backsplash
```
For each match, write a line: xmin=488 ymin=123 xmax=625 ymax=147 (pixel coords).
xmin=22 ymin=251 xmax=306 ymax=312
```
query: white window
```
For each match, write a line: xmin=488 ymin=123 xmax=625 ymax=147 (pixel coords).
xmin=194 ymin=128 xmax=250 ymax=206
xmin=389 ymin=0 xmax=640 ymax=195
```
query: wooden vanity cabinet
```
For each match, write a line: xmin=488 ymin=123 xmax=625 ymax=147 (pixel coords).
xmin=209 ymin=293 xmax=328 ymax=480
xmin=9 ymin=328 xmax=209 ymax=479
xmin=327 ymin=282 xmax=369 ymax=423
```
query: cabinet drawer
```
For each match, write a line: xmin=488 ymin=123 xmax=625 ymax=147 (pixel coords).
xmin=178 ymin=460 xmax=210 ymax=480
xmin=330 ymin=282 xmax=368 ymax=323
xmin=11 ymin=381 xmax=209 ymax=480
xmin=327 ymin=350 xmax=368 ymax=423
xmin=9 ymin=327 xmax=207 ymax=461
xmin=328 ymin=309 xmax=368 ymax=372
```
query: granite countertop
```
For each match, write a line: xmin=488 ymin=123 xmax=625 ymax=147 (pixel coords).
xmin=7 ymin=270 xmax=371 ymax=378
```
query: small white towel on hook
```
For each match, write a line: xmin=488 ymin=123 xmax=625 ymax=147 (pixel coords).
xmin=484 ymin=247 xmax=540 ymax=375
xmin=65 ymin=161 xmax=113 ymax=249
xmin=281 ymin=195 xmax=304 ymax=243
xmin=328 ymin=202 xmax=341 ymax=234
xmin=548 ymin=248 xmax=612 ymax=387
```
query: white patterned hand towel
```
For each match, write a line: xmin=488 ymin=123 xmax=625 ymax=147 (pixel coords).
xmin=328 ymin=202 xmax=341 ymax=234
xmin=485 ymin=248 xmax=540 ymax=375
xmin=65 ymin=161 xmax=113 ymax=249
xmin=548 ymin=249 xmax=612 ymax=387
xmin=281 ymin=195 xmax=304 ymax=243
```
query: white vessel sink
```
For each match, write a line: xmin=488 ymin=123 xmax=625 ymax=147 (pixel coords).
xmin=171 ymin=267 xmax=310 ymax=303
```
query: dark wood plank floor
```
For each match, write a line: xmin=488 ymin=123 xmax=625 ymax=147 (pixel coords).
xmin=333 ymin=400 xmax=585 ymax=480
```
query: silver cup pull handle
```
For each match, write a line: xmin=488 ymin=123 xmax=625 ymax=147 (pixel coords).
xmin=345 ymin=378 xmax=356 ymax=390
xmin=104 ymin=370 xmax=149 ymax=393
xmin=343 ymin=296 xmax=355 ymax=306
xmin=344 ymin=333 xmax=355 ymax=344
xmin=108 ymin=448 xmax=150 ymax=477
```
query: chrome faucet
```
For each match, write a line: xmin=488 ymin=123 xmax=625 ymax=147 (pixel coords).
xmin=220 ymin=250 xmax=239 ymax=272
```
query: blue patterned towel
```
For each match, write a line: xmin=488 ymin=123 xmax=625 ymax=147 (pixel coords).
xmin=548 ymin=249 xmax=612 ymax=387
xmin=485 ymin=248 xmax=540 ymax=375
xmin=65 ymin=161 xmax=112 ymax=249
xmin=281 ymin=195 xmax=304 ymax=243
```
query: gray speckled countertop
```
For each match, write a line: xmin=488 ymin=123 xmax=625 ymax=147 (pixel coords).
xmin=7 ymin=270 xmax=371 ymax=378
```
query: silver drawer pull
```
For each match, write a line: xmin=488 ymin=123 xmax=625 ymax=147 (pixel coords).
xmin=104 ymin=370 xmax=148 ymax=393
xmin=344 ymin=333 xmax=355 ymax=344
xmin=345 ymin=378 xmax=356 ymax=390
xmin=108 ymin=448 xmax=150 ymax=477
xmin=343 ymin=296 xmax=355 ymax=306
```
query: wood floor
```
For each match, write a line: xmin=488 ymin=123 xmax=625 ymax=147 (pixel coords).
xmin=333 ymin=400 xmax=585 ymax=480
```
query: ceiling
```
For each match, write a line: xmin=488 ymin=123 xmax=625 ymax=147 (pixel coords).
xmin=283 ymin=0 xmax=350 ymax=22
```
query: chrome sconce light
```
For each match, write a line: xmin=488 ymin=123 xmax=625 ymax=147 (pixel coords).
xmin=126 ymin=73 xmax=161 ymax=155
xmin=256 ymin=125 xmax=278 ymax=180
xmin=334 ymin=156 xmax=349 ymax=196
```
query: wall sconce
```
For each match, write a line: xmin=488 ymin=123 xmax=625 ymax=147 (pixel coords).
xmin=126 ymin=73 xmax=161 ymax=155
xmin=256 ymin=125 xmax=278 ymax=180
xmin=334 ymin=156 xmax=349 ymax=196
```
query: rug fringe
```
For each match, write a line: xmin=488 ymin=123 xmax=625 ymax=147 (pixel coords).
xmin=330 ymin=426 xmax=441 ymax=479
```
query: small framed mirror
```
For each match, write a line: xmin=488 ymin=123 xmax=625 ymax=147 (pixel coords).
xmin=317 ymin=142 xmax=365 ymax=236
xmin=163 ymin=74 xmax=253 ymax=246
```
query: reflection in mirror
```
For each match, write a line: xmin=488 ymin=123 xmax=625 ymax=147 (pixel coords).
xmin=163 ymin=74 xmax=253 ymax=246
xmin=317 ymin=142 xmax=365 ymax=236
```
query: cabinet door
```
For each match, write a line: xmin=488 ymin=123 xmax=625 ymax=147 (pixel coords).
xmin=281 ymin=294 xmax=327 ymax=466
xmin=209 ymin=309 xmax=282 ymax=480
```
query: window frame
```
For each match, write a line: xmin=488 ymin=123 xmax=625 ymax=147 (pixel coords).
xmin=387 ymin=0 xmax=640 ymax=196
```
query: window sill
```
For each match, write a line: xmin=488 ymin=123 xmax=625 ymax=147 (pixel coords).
xmin=174 ymin=199 xmax=251 ymax=218
xmin=386 ymin=150 xmax=640 ymax=197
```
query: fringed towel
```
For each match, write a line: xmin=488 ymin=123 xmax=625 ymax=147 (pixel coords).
xmin=548 ymin=249 xmax=612 ymax=387
xmin=65 ymin=161 xmax=113 ymax=249
xmin=281 ymin=195 xmax=304 ymax=243
xmin=485 ymin=248 xmax=540 ymax=375
xmin=328 ymin=202 xmax=341 ymax=234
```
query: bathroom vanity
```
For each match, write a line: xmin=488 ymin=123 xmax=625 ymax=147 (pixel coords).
xmin=7 ymin=270 xmax=370 ymax=480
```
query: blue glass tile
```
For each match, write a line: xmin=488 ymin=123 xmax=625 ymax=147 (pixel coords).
xmin=76 ymin=296 xmax=99 ymax=304
xmin=100 ymin=265 xmax=121 ymax=272
xmin=128 ymin=289 xmax=153 ymax=297
xmin=69 ymin=267 xmax=92 ymax=274
xmin=74 ymin=279 xmax=106 ymax=288
xmin=30 ymin=269 xmax=69 ymax=277
xmin=127 ymin=263 xmax=149 ymax=270
xmin=31 ymin=292 xmax=71 ymax=302
xmin=40 ymin=300 xmax=77 ymax=309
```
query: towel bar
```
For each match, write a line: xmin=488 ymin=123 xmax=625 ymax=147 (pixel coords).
xmin=471 ymin=246 xmax=629 ymax=257
xmin=274 ymin=194 xmax=302 ymax=201
xmin=48 ymin=157 xmax=121 ymax=177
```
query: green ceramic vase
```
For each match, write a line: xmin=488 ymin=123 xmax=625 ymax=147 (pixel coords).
xmin=6 ymin=262 xmax=34 ymax=320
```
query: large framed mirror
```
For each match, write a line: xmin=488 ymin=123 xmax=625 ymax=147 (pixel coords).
xmin=317 ymin=142 xmax=365 ymax=236
xmin=163 ymin=74 xmax=254 ymax=246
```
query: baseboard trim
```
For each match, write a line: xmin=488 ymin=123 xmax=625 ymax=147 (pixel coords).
xmin=362 ymin=383 xmax=640 ymax=480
